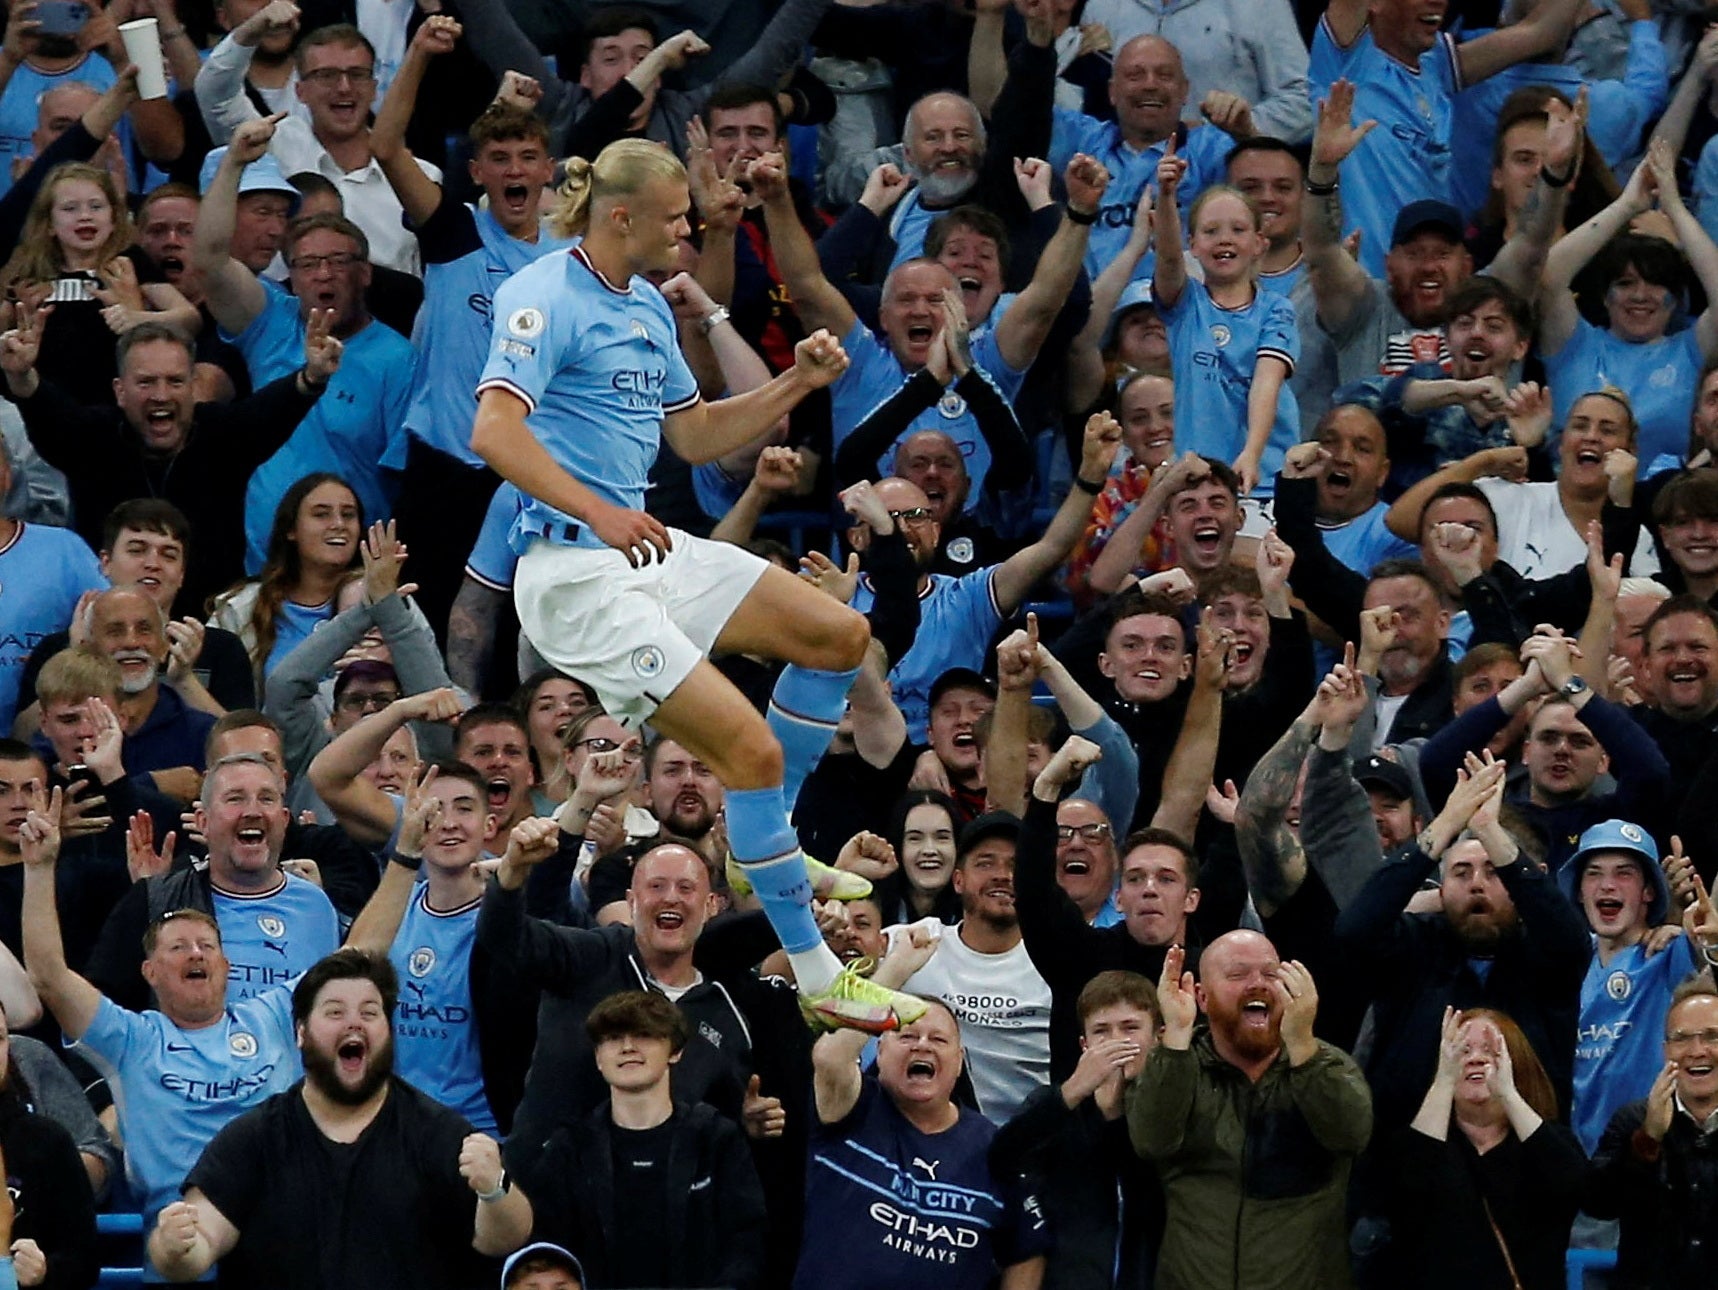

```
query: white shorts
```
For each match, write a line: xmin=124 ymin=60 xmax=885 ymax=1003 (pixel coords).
xmin=513 ymin=530 xmax=768 ymax=728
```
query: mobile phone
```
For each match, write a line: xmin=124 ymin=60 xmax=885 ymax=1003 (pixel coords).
xmin=66 ymin=763 xmax=102 ymax=798
xmin=31 ymin=1 xmax=88 ymax=37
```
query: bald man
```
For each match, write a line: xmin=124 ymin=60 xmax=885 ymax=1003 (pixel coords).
xmin=1130 ymin=932 xmax=1371 ymax=1289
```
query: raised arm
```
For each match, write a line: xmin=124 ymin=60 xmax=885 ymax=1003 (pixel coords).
xmin=1454 ymin=0 xmax=1582 ymax=87
xmin=1150 ymin=142 xmax=1189 ymax=310
xmin=1651 ymin=24 xmax=1718 ymax=158
xmin=661 ymin=331 xmax=849 ymax=466
xmin=1540 ymin=159 xmax=1656 ymax=354
xmin=993 ymin=413 xmax=1118 ymax=612
xmin=1067 ymin=187 xmax=1153 ymax=412
xmin=1384 ymin=445 xmax=1528 ymax=540
xmin=1234 ymin=694 xmax=1318 ymax=919
xmin=967 ymin=0 xmax=1011 ymax=117
xmin=1647 ymin=139 xmax=1718 ymax=359
xmin=1152 ymin=612 xmax=1228 ymax=842
xmin=1487 ymin=90 xmax=1585 ymax=298
xmin=370 ymin=15 xmax=454 ymax=229
xmin=193 ymin=0 xmax=297 ymax=141
xmin=307 ymin=688 xmax=462 ymax=848
xmin=343 ymin=772 xmax=441 ymax=954
xmin=191 ymin=114 xmax=279 ymax=336
xmin=753 ymin=151 xmax=857 ymax=338
xmin=1303 ymin=80 xmax=1376 ymax=337
xmin=986 ymin=618 xmax=1042 ymax=817
xmin=18 ymin=788 xmax=100 ymax=1041
xmin=994 ymin=154 xmax=1107 ymax=372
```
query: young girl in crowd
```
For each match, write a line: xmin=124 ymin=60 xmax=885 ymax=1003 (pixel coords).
xmin=1152 ymin=145 xmax=1299 ymax=500
xmin=516 ymin=668 xmax=597 ymax=808
xmin=210 ymin=473 xmax=364 ymax=687
xmin=0 ymin=163 xmax=199 ymax=406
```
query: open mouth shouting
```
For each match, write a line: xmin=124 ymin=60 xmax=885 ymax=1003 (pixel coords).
xmin=336 ymin=1033 xmax=368 ymax=1079
xmin=903 ymin=1056 xmax=938 ymax=1084
xmin=486 ymin=778 xmax=512 ymax=813
xmin=1591 ymin=896 xmax=1625 ymax=922
xmin=499 ymin=183 xmax=532 ymax=219
xmin=1239 ymin=992 xmax=1274 ymax=1028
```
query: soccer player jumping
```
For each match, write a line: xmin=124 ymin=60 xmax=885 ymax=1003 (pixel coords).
xmin=471 ymin=138 xmax=923 ymax=1033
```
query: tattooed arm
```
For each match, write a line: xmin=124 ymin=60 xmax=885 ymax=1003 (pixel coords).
xmin=1233 ymin=701 xmax=1318 ymax=919
xmin=1488 ymin=91 xmax=1583 ymax=298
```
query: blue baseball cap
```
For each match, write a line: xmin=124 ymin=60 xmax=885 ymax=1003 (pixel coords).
xmin=1556 ymin=818 xmax=1668 ymax=914
xmin=502 ymin=1243 xmax=584 ymax=1288
xmin=1103 ymin=278 xmax=1156 ymax=348
xmin=198 ymin=145 xmax=301 ymax=208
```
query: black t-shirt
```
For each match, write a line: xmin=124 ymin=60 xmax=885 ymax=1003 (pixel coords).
xmin=792 ymin=742 xmax=915 ymax=863
xmin=610 ymin=1121 xmax=673 ymax=1287
xmin=25 ymin=246 xmax=164 ymax=407
xmin=186 ymin=1079 xmax=483 ymax=1290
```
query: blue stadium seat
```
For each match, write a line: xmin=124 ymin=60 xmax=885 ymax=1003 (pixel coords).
xmin=1566 ymin=1244 xmax=1618 ymax=1290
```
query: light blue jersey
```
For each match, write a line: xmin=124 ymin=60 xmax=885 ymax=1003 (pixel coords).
xmin=831 ymin=319 xmax=1026 ymax=504
xmin=1310 ymin=20 xmax=1462 ymax=277
xmin=0 ymin=523 xmax=105 ymax=730
xmin=1573 ymin=936 xmax=1698 ymax=1154
xmin=851 ymin=568 xmax=1003 ymax=742
xmin=76 ymin=991 xmax=299 ymax=1250
xmin=477 ymin=247 xmax=702 ymax=555
xmin=227 ymin=281 xmax=417 ymax=571
xmin=0 ymin=55 xmax=118 ymax=197
xmin=1544 ymin=318 xmax=1704 ymax=470
xmin=389 ymin=887 xmax=496 ymax=1135
xmin=886 ymin=190 xmax=942 ymax=271
xmin=262 ymin=599 xmax=333 ymax=680
xmin=211 ymin=875 xmax=340 ymax=1002
xmin=1160 ymin=278 xmax=1299 ymax=496
xmin=1049 ymin=115 xmax=1230 ymax=279
xmin=1320 ymin=502 xmax=1417 ymax=575
xmin=465 ymin=483 xmax=524 ymax=591
xmin=405 ymin=205 xmax=575 ymax=465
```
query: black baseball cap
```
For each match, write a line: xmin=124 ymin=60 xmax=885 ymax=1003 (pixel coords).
xmin=1355 ymin=754 xmax=1414 ymax=801
xmin=1390 ymin=199 xmax=1464 ymax=248
xmin=959 ymin=809 xmax=1021 ymax=857
xmin=928 ymin=667 xmax=996 ymax=711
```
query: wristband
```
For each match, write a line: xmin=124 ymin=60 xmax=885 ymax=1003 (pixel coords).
xmin=1066 ymin=205 xmax=1098 ymax=226
xmin=1540 ymin=163 xmax=1573 ymax=189
xmin=1304 ymin=177 xmax=1338 ymax=197
xmin=298 ymin=367 xmax=327 ymax=393
xmin=697 ymin=306 xmax=730 ymax=336
xmin=389 ymin=848 xmax=423 ymax=871
xmin=477 ymin=1170 xmax=509 ymax=1203
xmin=1073 ymin=475 xmax=1104 ymax=495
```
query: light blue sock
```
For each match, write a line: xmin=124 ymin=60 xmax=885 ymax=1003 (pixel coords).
xmin=725 ymin=785 xmax=824 ymax=958
xmin=768 ymin=665 xmax=860 ymax=815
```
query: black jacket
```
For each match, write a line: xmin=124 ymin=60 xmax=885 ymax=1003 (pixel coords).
xmin=519 ymin=1100 xmax=767 ymax=1290
xmin=1332 ymin=843 xmax=1592 ymax=1129
xmin=1586 ymin=1096 xmax=1718 ymax=1289
xmin=989 ymin=1086 xmax=1162 ymax=1290
xmin=1015 ymin=796 xmax=1201 ymax=1079
xmin=16 ymin=374 xmax=322 ymax=611
xmin=0 ymin=1090 xmax=97 ymax=1289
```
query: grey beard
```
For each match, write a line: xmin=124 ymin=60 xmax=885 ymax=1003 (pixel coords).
xmin=913 ymin=166 xmax=978 ymax=207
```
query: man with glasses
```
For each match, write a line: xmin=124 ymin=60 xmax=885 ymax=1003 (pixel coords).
xmin=194 ymin=113 xmax=417 ymax=573
xmin=1589 ymin=961 xmax=1718 ymax=1288
xmin=195 ymin=21 xmax=441 ymax=275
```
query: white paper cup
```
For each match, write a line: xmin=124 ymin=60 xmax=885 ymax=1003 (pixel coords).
xmin=119 ymin=18 xmax=168 ymax=100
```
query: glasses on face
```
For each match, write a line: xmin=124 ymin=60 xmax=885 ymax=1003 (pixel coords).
xmin=302 ymin=66 xmax=376 ymax=87
xmin=1667 ymin=1028 xmax=1718 ymax=1047
xmin=573 ymin=737 xmax=620 ymax=753
xmin=289 ymin=252 xmax=361 ymax=273
xmin=1056 ymin=823 xmax=1112 ymax=842
xmin=337 ymin=690 xmax=400 ymax=713
xmin=888 ymin=507 xmax=934 ymax=524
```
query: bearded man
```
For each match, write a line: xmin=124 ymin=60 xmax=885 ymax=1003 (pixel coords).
xmin=148 ymin=949 xmax=535 ymax=1287
xmin=1129 ymin=932 xmax=1372 ymax=1290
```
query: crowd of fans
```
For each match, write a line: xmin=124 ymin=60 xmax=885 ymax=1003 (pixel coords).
xmin=2 ymin=0 xmax=1718 ymax=1286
